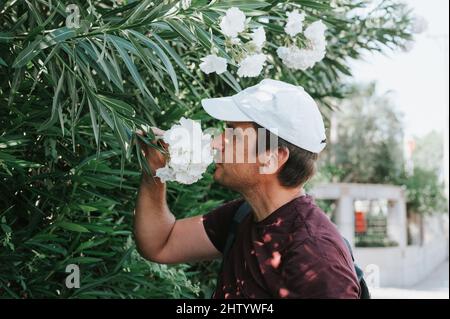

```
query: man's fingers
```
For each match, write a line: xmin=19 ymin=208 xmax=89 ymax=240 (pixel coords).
xmin=135 ymin=127 xmax=164 ymax=137
xmin=134 ymin=127 xmax=168 ymax=171
xmin=135 ymin=129 xmax=146 ymax=137
xmin=135 ymin=127 xmax=168 ymax=157
xmin=151 ymin=127 xmax=165 ymax=136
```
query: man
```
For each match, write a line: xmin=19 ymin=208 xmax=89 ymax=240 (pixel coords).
xmin=134 ymin=79 xmax=361 ymax=298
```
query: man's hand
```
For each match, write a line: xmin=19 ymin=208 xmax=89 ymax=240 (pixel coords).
xmin=136 ymin=127 xmax=168 ymax=184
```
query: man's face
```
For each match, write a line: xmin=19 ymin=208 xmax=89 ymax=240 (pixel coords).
xmin=211 ymin=122 xmax=263 ymax=191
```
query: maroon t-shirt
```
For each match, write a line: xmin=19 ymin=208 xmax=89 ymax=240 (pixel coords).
xmin=202 ymin=195 xmax=361 ymax=299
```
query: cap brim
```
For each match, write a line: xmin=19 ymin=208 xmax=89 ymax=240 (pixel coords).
xmin=201 ymin=97 xmax=251 ymax=122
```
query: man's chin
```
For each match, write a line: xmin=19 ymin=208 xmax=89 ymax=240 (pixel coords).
xmin=213 ymin=164 xmax=226 ymax=184
xmin=213 ymin=164 xmax=222 ymax=180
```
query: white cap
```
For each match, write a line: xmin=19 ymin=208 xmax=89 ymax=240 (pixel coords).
xmin=201 ymin=79 xmax=327 ymax=153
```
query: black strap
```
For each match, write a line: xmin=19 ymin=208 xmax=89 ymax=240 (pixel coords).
xmin=222 ymin=201 xmax=252 ymax=260
xmin=212 ymin=201 xmax=251 ymax=298
xmin=342 ymin=237 xmax=371 ymax=299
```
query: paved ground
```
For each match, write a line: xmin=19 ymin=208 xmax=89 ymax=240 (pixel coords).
xmin=370 ymin=260 xmax=449 ymax=299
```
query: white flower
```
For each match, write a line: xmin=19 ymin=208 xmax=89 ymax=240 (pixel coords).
xmin=237 ymin=54 xmax=266 ymax=77
xmin=155 ymin=165 xmax=175 ymax=183
xmin=284 ymin=9 xmax=305 ymax=37
xmin=180 ymin=0 xmax=191 ymax=10
xmin=411 ymin=15 xmax=428 ymax=34
xmin=304 ymin=20 xmax=327 ymax=50
xmin=251 ymin=26 xmax=266 ymax=51
xmin=278 ymin=20 xmax=327 ymax=70
xmin=156 ymin=117 xmax=213 ymax=184
xmin=277 ymin=45 xmax=325 ymax=70
xmin=230 ymin=37 xmax=241 ymax=45
xmin=199 ymin=54 xmax=228 ymax=75
xmin=219 ymin=7 xmax=246 ymax=38
xmin=174 ymin=170 xmax=197 ymax=184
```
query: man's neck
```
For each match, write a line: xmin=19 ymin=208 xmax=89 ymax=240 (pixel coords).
xmin=241 ymin=184 xmax=305 ymax=222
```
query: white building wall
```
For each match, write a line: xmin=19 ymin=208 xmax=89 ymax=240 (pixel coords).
xmin=354 ymin=214 xmax=449 ymax=288
xmin=311 ymin=183 xmax=449 ymax=288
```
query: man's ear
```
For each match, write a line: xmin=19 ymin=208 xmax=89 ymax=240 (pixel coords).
xmin=259 ymin=147 xmax=289 ymax=175
xmin=277 ymin=146 xmax=289 ymax=163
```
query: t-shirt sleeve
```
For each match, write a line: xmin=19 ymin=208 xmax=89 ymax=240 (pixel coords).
xmin=202 ymin=198 xmax=245 ymax=254
xmin=276 ymin=237 xmax=361 ymax=299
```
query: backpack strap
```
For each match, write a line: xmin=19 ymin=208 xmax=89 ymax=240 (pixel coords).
xmin=342 ymin=237 xmax=364 ymax=280
xmin=222 ymin=201 xmax=252 ymax=261
xmin=342 ymin=237 xmax=371 ymax=299
xmin=212 ymin=201 xmax=251 ymax=298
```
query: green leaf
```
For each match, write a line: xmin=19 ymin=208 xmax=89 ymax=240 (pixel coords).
xmin=96 ymin=101 xmax=114 ymax=130
xmin=75 ymin=238 xmax=109 ymax=253
xmin=152 ymin=33 xmax=191 ymax=75
xmin=0 ymin=57 xmax=7 ymax=67
xmin=112 ymin=111 xmax=130 ymax=156
xmin=126 ymin=33 xmax=169 ymax=91
xmin=12 ymin=36 xmax=43 ymax=68
xmin=78 ymin=205 xmax=98 ymax=213
xmin=113 ymin=247 xmax=133 ymax=273
xmin=295 ymin=0 xmax=331 ymax=11
xmin=107 ymin=35 xmax=154 ymax=102
xmin=12 ymin=27 xmax=76 ymax=69
xmin=127 ymin=0 xmax=153 ymax=24
xmin=165 ymin=19 xmax=197 ymax=43
xmin=1 ymin=223 xmax=12 ymax=233
xmin=81 ymin=39 xmax=111 ymax=81
xmin=0 ymin=32 xmax=14 ymax=43
xmin=219 ymin=71 xmax=242 ymax=92
xmin=209 ymin=0 xmax=271 ymax=10
xmin=129 ymin=30 xmax=179 ymax=94
xmin=88 ymin=98 xmax=100 ymax=145
xmin=66 ymin=257 xmax=103 ymax=264
xmin=57 ymin=221 xmax=90 ymax=233
xmin=40 ymin=27 xmax=77 ymax=50
xmin=39 ymin=67 xmax=65 ymax=132
xmin=97 ymin=95 xmax=135 ymax=118
xmin=138 ymin=2 xmax=178 ymax=25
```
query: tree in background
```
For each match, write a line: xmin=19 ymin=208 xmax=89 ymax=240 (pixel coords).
xmin=1 ymin=0 xmax=414 ymax=298
xmin=405 ymin=131 xmax=447 ymax=216
xmin=411 ymin=131 xmax=445 ymax=176
xmin=315 ymin=83 xmax=448 ymax=216
xmin=318 ymin=82 xmax=405 ymax=184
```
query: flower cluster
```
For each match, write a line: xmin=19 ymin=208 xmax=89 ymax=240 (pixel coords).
xmin=200 ymin=7 xmax=267 ymax=78
xmin=277 ymin=10 xmax=327 ymax=70
xmin=155 ymin=117 xmax=213 ymax=184
xmin=200 ymin=7 xmax=328 ymax=76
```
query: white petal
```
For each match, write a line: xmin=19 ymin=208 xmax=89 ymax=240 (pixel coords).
xmin=199 ymin=54 xmax=228 ymax=74
xmin=284 ymin=9 xmax=305 ymax=38
xmin=180 ymin=0 xmax=191 ymax=10
xmin=251 ymin=26 xmax=266 ymax=50
xmin=237 ymin=54 xmax=266 ymax=77
xmin=155 ymin=166 xmax=175 ymax=183
xmin=304 ymin=20 xmax=327 ymax=44
xmin=220 ymin=7 xmax=246 ymax=38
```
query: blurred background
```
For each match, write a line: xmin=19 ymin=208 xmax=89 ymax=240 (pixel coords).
xmin=310 ymin=0 xmax=449 ymax=299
